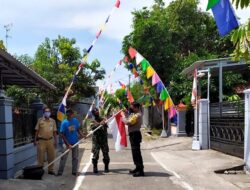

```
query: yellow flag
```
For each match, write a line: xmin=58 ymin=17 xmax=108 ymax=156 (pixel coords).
xmin=152 ymin=100 xmax=156 ymax=106
xmin=146 ymin=66 xmax=155 ymax=79
xmin=164 ymin=97 xmax=173 ymax=110
xmin=83 ymin=54 xmax=88 ymax=63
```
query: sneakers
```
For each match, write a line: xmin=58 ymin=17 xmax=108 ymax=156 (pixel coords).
xmin=133 ymin=171 xmax=145 ymax=177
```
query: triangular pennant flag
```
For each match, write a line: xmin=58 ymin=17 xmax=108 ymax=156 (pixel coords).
xmin=105 ymin=15 xmax=110 ymax=23
xmin=152 ymin=100 xmax=156 ymax=106
xmin=136 ymin=53 xmax=144 ymax=65
xmin=96 ymin=30 xmax=102 ymax=39
xmin=164 ymin=97 xmax=173 ymax=110
xmin=134 ymin=71 xmax=139 ymax=78
xmin=87 ymin=45 xmax=93 ymax=53
xmin=128 ymin=47 xmax=137 ymax=59
xmin=168 ymin=105 xmax=177 ymax=119
xmin=152 ymin=73 xmax=160 ymax=86
xmin=156 ymin=82 xmax=164 ymax=93
xmin=115 ymin=0 xmax=120 ymax=8
xmin=141 ymin=59 xmax=149 ymax=71
xmin=132 ymin=68 xmax=136 ymax=74
xmin=160 ymin=89 xmax=169 ymax=101
xmin=127 ymin=90 xmax=134 ymax=103
xmin=129 ymin=63 xmax=134 ymax=70
xmin=124 ymin=56 xmax=129 ymax=63
xmin=206 ymin=0 xmax=220 ymax=11
xmin=146 ymin=66 xmax=155 ymax=79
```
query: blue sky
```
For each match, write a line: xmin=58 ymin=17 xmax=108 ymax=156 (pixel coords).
xmin=0 ymin=0 xmax=249 ymax=92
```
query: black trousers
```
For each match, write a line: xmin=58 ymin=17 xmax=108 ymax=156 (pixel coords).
xmin=129 ymin=131 xmax=144 ymax=171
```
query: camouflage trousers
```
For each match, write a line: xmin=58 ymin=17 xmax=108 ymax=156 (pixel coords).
xmin=91 ymin=138 xmax=110 ymax=165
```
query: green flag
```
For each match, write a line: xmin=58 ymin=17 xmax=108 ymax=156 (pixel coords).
xmin=141 ymin=59 xmax=149 ymax=71
xmin=160 ymin=89 xmax=169 ymax=101
xmin=206 ymin=0 xmax=220 ymax=10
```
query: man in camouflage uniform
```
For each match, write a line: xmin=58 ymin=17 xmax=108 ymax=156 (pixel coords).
xmin=90 ymin=108 xmax=110 ymax=173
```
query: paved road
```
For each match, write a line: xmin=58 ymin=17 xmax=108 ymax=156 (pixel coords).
xmin=73 ymin=134 xmax=183 ymax=190
xmin=0 ymin=134 xmax=184 ymax=190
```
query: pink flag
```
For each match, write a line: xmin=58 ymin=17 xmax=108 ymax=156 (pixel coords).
xmin=128 ymin=47 xmax=137 ymax=59
xmin=115 ymin=0 xmax=120 ymax=8
xmin=108 ymin=112 xmax=127 ymax=151
xmin=152 ymin=73 xmax=160 ymax=86
xmin=168 ymin=105 xmax=177 ymax=119
xmin=96 ymin=30 xmax=102 ymax=38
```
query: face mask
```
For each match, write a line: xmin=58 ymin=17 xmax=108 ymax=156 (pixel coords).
xmin=44 ymin=112 xmax=51 ymax=118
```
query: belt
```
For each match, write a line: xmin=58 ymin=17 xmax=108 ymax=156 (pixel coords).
xmin=38 ymin=137 xmax=53 ymax=141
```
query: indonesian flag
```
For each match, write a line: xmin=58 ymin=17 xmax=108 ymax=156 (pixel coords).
xmin=191 ymin=68 xmax=197 ymax=105
xmin=108 ymin=112 xmax=127 ymax=151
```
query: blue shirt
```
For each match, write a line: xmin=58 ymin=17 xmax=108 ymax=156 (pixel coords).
xmin=60 ymin=118 xmax=80 ymax=145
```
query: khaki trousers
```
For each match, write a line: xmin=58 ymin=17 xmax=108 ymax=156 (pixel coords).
xmin=37 ymin=139 xmax=55 ymax=172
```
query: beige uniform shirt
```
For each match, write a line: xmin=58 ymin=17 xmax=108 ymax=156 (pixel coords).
xmin=35 ymin=117 xmax=57 ymax=139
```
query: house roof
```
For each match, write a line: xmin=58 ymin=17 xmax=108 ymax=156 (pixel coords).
xmin=181 ymin=57 xmax=249 ymax=78
xmin=0 ymin=49 xmax=56 ymax=90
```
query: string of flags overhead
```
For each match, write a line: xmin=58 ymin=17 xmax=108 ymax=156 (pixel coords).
xmin=127 ymin=47 xmax=177 ymax=118
xmin=57 ymin=0 xmax=121 ymax=121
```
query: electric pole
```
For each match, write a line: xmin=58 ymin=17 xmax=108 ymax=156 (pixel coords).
xmin=4 ymin=23 xmax=13 ymax=50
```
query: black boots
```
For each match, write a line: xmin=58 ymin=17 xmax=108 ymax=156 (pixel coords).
xmin=129 ymin=167 xmax=144 ymax=177
xmin=133 ymin=170 xmax=144 ymax=177
xmin=129 ymin=168 xmax=137 ymax=174
xmin=104 ymin=164 xmax=109 ymax=173
xmin=93 ymin=164 xmax=98 ymax=173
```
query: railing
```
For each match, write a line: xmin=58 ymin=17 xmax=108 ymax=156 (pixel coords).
xmin=13 ymin=107 xmax=37 ymax=147
xmin=210 ymin=100 xmax=244 ymax=158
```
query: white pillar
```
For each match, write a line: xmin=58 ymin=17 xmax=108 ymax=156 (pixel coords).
xmin=198 ymin=99 xmax=209 ymax=150
xmin=244 ymin=89 xmax=250 ymax=172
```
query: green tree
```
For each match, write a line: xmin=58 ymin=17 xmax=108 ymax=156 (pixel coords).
xmin=231 ymin=0 xmax=250 ymax=61
xmin=0 ymin=40 xmax=6 ymax=50
xmin=15 ymin=54 xmax=34 ymax=67
xmin=32 ymin=36 xmax=105 ymax=104
xmin=122 ymin=0 xmax=234 ymax=104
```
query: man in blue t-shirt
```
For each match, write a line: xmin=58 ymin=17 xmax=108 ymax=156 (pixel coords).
xmin=57 ymin=109 xmax=84 ymax=176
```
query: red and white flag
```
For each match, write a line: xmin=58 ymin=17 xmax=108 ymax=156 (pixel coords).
xmin=108 ymin=112 xmax=127 ymax=151
xmin=191 ymin=68 xmax=197 ymax=105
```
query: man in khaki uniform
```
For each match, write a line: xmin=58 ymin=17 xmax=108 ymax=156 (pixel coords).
xmin=34 ymin=107 xmax=57 ymax=175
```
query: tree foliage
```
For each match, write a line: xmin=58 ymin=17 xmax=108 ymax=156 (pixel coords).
xmin=32 ymin=36 xmax=105 ymax=104
xmin=0 ymin=40 xmax=6 ymax=50
xmin=231 ymin=0 xmax=250 ymax=61
xmin=122 ymin=0 xmax=236 ymax=104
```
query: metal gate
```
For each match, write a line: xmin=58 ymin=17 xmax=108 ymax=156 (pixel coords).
xmin=210 ymin=101 xmax=244 ymax=158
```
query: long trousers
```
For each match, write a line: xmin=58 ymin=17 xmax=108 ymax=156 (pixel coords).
xmin=37 ymin=139 xmax=55 ymax=172
xmin=92 ymin=141 xmax=110 ymax=165
xmin=58 ymin=145 xmax=79 ymax=174
xmin=129 ymin=131 xmax=144 ymax=171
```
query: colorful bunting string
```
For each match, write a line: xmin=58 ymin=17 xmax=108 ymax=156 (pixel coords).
xmin=57 ymin=0 xmax=122 ymax=121
xmin=128 ymin=47 xmax=176 ymax=118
